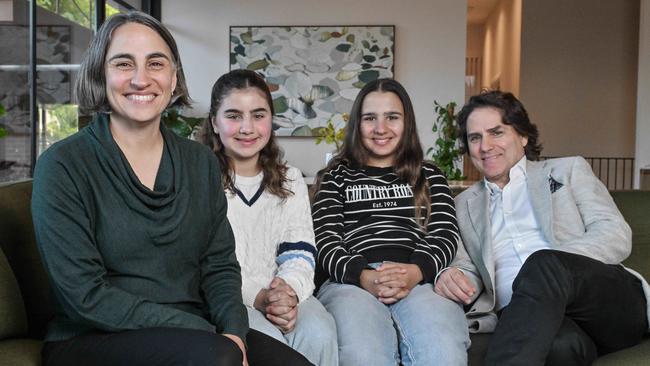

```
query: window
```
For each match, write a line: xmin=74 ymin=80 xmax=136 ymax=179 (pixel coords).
xmin=0 ymin=0 xmax=156 ymax=183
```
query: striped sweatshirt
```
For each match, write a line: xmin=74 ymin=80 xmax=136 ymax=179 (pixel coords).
xmin=312 ymin=163 xmax=460 ymax=286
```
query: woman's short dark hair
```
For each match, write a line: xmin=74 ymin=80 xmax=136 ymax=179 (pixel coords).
xmin=75 ymin=11 xmax=190 ymax=115
xmin=456 ymin=90 xmax=542 ymax=160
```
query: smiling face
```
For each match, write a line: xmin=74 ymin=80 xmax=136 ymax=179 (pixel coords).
xmin=104 ymin=22 xmax=177 ymax=127
xmin=466 ymin=107 xmax=528 ymax=188
xmin=359 ymin=91 xmax=405 ymax=167
xmin=212 ymin=88 xmax=272 ymax=172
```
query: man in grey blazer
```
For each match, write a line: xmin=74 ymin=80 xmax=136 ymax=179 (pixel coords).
xmin=434 ymin=91 xmax=649 ymax=366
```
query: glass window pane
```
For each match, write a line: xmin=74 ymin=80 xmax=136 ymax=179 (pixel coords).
xmin=0 ymin=0 xmax=95 ymax=182
xmin=107 ymin=0 xmax=141 ymax=15
xmin=35 ymin=1 xmax=94 ymax=158
xmin=36 ymin=0 xmax=94 ymax=29
xmin=0 ymin=1 xmax=152 ymax=183
xmin=0 ymin=0 xmax=31 ymax=181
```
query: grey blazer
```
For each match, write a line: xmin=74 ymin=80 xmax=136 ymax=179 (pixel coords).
xmin=451 ymin=156 xmax=650 ymax=333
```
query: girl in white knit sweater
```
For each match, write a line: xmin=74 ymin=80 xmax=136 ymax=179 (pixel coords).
xmin=198 ymin=69 xmax=337 ymax=366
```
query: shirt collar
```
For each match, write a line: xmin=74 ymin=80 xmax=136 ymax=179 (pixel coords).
xmin=484 ymin=155 xmax=528 ymax=195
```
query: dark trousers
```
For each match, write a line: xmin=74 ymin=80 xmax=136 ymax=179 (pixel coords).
xmin=42 ymin=327 xmax=313 ymax=366
xmin=486 ymin=250 xmax=648 ymax=366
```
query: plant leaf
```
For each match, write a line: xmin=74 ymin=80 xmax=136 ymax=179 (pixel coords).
xmin=358 ymin=70 xmax=379 ymax=83
xmin=241 ymin=31 xmax=253 ymax=45
xmin=291 ymin=125 xmax=313 ymax=136
xmin=273 ymin=96 xmax=289 ymax=114
xmin=247 ymin=58 xmax=269 ymax=71
xmin=336 ymin=44 xmax=352 ymax=52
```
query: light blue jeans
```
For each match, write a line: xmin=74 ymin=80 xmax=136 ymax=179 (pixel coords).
xmin=247 ymin=295 xmax=338 ymax=366
xmin=318 ymin=281 xmax=470 ymax=366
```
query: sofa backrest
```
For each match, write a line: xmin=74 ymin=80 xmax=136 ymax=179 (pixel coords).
xmin=0 ymin=247 xmax=28 ymax=340
xmin=1 ymin=179 xmax=648 ymax=341
xmin=611 ymin=190 xmax=650 ymax=281
xmin=0 ymin=179 xmax=54 ymax=339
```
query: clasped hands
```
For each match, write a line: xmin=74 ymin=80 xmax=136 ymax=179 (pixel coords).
xmin=254 ymin=277 xmax=298 ymax=333
xmin=360 ymin=262 xmax=423 ymax=304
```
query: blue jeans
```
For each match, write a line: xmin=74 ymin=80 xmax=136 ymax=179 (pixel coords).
xmin=247 ymin=296 xmax=338 ymax=366
xmin=318 ymin=281 xmax=470 ymax=366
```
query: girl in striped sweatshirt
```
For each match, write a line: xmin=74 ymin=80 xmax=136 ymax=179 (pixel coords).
xmin=312 ymin=78 xmax=470 ymax=366
xmin=199 ymin=69 xmax=337 ymax=366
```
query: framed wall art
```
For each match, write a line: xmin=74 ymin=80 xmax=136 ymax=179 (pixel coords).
xmin=230 ymin=25 xmax=395 ymax=137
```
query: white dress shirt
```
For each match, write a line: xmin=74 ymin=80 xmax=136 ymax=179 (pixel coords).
xmin=486 ymin=156 xmax=552 ymax=310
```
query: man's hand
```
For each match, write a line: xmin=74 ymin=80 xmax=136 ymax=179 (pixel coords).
xmin=253 ymin=277 xmax=298 ymax=333
xmin=434 ymin=267 xmax=476 ymax=304
xmin=223 ymin=333 xmax=248 ymax=366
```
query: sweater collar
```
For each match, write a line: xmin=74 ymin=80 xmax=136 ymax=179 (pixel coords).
xmin=86 ymin=113 xmax=187 ymax=245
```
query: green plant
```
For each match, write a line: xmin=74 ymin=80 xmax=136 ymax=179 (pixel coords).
xmin=37 ymin=0 xmax=120 ymax=29
xmin=0 ymin=103 xmax=7 ymax=138
xmin=427 ymin=101 xmax=465 ymax=181
xmin=45 ymin=104 xmax=78 ymax=142
xmin=314 ymin=113 xmax=348 ymax=150
xmin=161 ymin=107 xmax=204 ymax=139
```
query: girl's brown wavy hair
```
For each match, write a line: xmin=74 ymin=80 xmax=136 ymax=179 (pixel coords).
xmin=197 ymin=69 xmax=291 ymax=199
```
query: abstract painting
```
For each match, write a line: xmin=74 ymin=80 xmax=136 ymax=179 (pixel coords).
xmin=230 ymin=25 xmax=395 ymax=137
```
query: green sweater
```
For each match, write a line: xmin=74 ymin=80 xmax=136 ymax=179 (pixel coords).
xmin=32 ymin=113 xmax=248 ymax=342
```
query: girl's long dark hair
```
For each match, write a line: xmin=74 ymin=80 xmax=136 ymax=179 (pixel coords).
xmin=198 ymin=69 xmax=291 ymax=199
xmin=313 ymin=78 xmax=431 ymax=227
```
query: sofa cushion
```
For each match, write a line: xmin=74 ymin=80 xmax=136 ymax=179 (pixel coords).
xmin=0 ymin=180 xmax=53 ymax=339
xmin=0 ymin=338 xmax=42 ymax=366
xmin=611 ymin=190 xmax=650 ymax=280
xmin=594 ymin=336 xmax=650 ymax=365
xmin=0 ymin=249 xmax=27 ymax=340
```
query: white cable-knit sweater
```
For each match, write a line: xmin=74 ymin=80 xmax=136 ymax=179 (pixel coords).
xmin=226 ymin=166 xmax=316 ymax=307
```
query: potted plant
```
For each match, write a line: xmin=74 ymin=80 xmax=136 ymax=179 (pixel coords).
xmin=427 ymin=101 xmax=465 ymax=181
xmin=0 ymin=103 xmax=7 ymax=138
xmin=314 ymin=112 xmax=348 ymax=163
xmin=161 ymin=106 xmax=204 ymax=139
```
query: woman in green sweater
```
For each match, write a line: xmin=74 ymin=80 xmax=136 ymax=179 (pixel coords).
xmin=31 ymin=11 xmax=311 ymax=366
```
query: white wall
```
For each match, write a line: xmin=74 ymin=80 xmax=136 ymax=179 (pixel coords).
xmin=466 ymin=24 xmax=485 ymax=58
xmin=636 ymin=0 xmax=650 ymax=188
xmin=482 ymin=0 xmax=521 ymax=95
xmin=162 ymin=0 xmax=466 ymax=176
xmin=520 ymin=0 xmax=639 ymax=158
xmin=0 ymin=0 xmax=12 ymax=21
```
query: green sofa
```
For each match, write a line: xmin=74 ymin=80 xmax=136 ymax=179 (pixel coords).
xmin=1 ymin=179 xmax=649 ymax=365
xmin=0 ymin=180 xmax=52 ymax=366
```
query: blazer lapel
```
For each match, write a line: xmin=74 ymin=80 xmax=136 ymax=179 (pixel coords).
xmin=527 ymin=160 xmax=555 ymax=244
xmin=467 ymin=184 xmax=494 ymax=278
